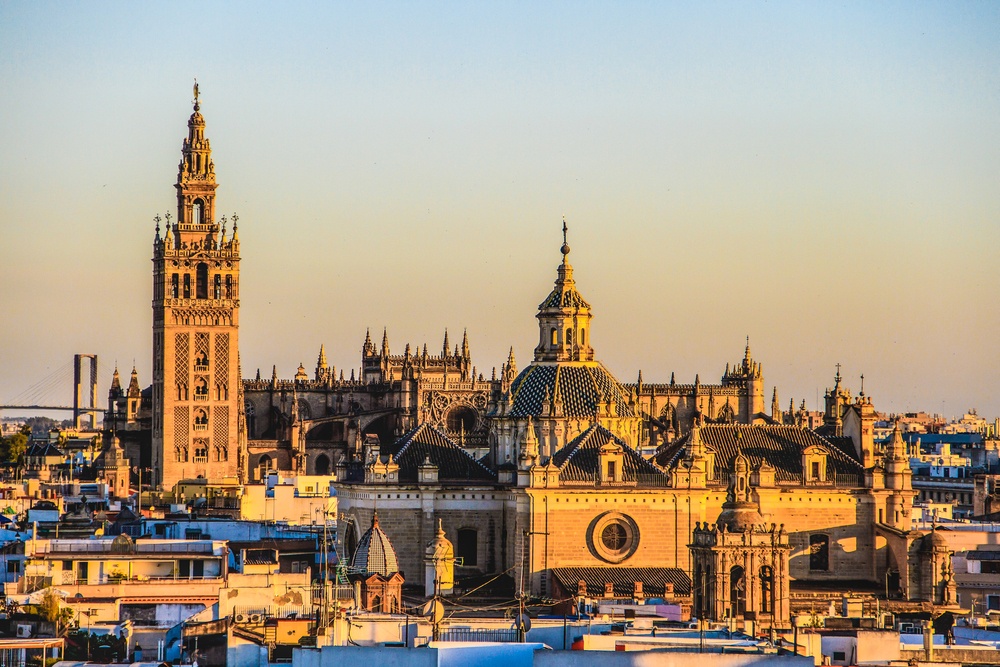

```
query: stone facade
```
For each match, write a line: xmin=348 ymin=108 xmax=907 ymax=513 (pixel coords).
xmin=151 ymin=86 xmax=244 ymax=489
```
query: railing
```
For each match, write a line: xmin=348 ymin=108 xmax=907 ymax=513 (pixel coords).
xmin=193 ymin=394 xmax=209 ymax=401
xmin=194 ymin=365 xmax=209 ymax=372
xmin=193 ymin=424 xmax=208 ymax=431
xmin=441 ymin=628 xmax=519 ymax=643
xmin=193 ymin=456 xmax=208 ymax=463
xmin=37 ymin=540 xmax=217 ymax=555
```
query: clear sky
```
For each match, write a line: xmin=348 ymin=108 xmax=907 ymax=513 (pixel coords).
xmin=1 ymin=1 xmax=998 ymax=420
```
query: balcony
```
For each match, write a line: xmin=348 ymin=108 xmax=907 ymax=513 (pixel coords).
xmin=193 ymin=394 xmax=209 ymax=401
xmin=194 ymin=365 xmax=209 ymax=372
xmin=193 ymin=424 xmax=208 ymax=431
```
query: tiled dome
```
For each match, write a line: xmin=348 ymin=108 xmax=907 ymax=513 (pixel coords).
xmin=507 ymin=362 xmax=635 ymax=419
xmin=351 ymin=513 xmax=399 ymax=576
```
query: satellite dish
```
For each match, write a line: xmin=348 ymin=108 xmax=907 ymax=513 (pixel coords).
xmin=421 ymin=599 xmax=445 ymax=625
xmin=514 ymin=613 xmax=532 ymax=633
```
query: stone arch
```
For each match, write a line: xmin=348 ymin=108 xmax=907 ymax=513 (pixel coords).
xmin=445 ymin=405 xmax=478 ymax=438
xmin=314 ymin=453 xmax=331 ymax=476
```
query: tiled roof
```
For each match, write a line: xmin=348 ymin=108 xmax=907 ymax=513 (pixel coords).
xmin=539 ymin=286 xmax=591 ymax=310
xmin=351 ymin=514 xmax=399 ymax=576
xmin=654 ymin=424 xmax=865 ymax=484
xmin=508 ymin=363 xmax=635 ymax=419
xmin=549 ymin=567 xmax=691 ymax=597
xmin=551 ymin=424 xmax=665 ymax=483
xmin=386 ymin=423 xmax=497 ymax=483
xmin=26 ymin=443 xmax=64 ymax=458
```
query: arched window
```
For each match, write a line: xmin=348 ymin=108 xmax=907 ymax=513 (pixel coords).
xmin=809 ymin=534 xmax=830 ymax=571
xmin=171 ymin=274 xmax=179 ymax=298
xmin=315 ymin=454 xmax=330 ymax=476
xmin=196 ymin=263 xmax=208 ymax=300
xmin=371 ymin=595 xmax=382 ymax=613
xmin=192 ymin=199 xmax=203 ymax=225
xmin=183 ymin=274 xmax=191 ymax=299
xmin=213 ymin=274 xmax=221 ymax=299
xmin=225 ymin=275 xmax=233 ymax=299
xmin=457 ymin=528 xmax=478 ymax=567
xmin=245 ymin=401 xmax=256 ymax=438
xmin=760 ymin=565 xmax=773 ymax=613
xmin=446 ymin=407 xmax=477 ymax=437
xmin=258 ymin=454 xmax=272 ymax=480
xmin=729 ymin=565 xmax=746 ymax=617
xmin=550 ymin=328 xmax=558 ymax=346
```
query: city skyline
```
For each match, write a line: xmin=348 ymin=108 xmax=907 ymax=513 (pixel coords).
xmin=2 ymin=2 xmax=999 ymax=418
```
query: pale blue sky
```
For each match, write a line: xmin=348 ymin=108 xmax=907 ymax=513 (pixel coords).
xmin=1 ymin=1 xmax=998 ymax=419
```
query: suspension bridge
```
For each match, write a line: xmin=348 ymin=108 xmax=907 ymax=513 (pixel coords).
xmin=1 ymin=355 xmax=106 ymax=429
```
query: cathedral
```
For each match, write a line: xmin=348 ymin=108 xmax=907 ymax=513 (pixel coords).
xmin=120 ymin=90 xmax=959 ymax=629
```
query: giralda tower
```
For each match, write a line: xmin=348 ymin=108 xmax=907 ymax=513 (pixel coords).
xmin=151 ymin=84 xmax=244 ymax=489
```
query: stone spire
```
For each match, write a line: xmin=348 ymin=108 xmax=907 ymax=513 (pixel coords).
xmin=461 ymin=329 xmax=470 ymax=360
xmin=109 ymin=365 xmax=122 ymax=399
xmin=442 ymin=329 xmax=450 ymax=358
xmin=771 ymin=387 xmax=781 ymax=423
xmin=533 ymin=219 xmax=594 ymax=363
xmin=381 ymin=328 xmax=390 ymax=357
xmin=127 ymin=365 xmax=141 ymax=398
xmin=174 ymin=80 xmax=218 ymax=246
xmin=316 ymin=344 xmax=329 ymax=381
xmin=363 ymin=328 xmax=376 ymax=357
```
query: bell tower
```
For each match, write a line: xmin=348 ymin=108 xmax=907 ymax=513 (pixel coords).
xmin=533 ymin=220 xmax=595 ymax=363
xmin=151 ymin=83 xmax=244 ymax=490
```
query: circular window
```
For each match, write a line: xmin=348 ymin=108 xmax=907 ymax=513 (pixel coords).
xmin=601 ymin=523 xmax=627 ymax=551
xmin=588 ymin=512 xmax=639 ymax=564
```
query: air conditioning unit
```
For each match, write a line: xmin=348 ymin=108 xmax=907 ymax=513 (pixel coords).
xmin=249 ymin=614 xmax=262 ymax=623
xmin=234 ymin=614 xmax=247 ymax=623
xmin=16 ymin=625 xmax=31 ymax=638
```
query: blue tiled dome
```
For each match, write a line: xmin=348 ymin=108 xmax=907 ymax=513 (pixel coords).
xmin=507 ymin=362 xmax=635 ymax=419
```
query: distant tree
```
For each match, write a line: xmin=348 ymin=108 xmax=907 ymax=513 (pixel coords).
xmin=1 ymin=432 xmax=28 ymax=466
xmin=38 ymin=590 xmax=74 ymax=636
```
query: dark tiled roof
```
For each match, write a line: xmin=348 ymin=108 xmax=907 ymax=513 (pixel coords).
xmin=550 ymin=567 xmax=691 ymax=597
xmin=26 ymin=443 xmax=64 ymax=458
xmin=654 ymin=424 xmax=865 ymax=484
xmin=539 ymin=286 xmax=591 ymax=310
xmin=386 ymin=423 xmax=496 ymax=483
xmin=508 ymin=363 xmax=635 ymax=419
xmin=551 ymin=425 xmax=664 ymax=483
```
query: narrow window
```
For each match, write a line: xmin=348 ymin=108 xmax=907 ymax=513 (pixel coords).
xmin=192 ymin=199 xmax=202 ymax=225
xmin=809 ymin=534 xmax=830 ymax=571
xmin=214 ymin=274 xmax=221 ymax=299
xmin=550 ymin=328 xmax=558 ymax=346
xmin=811 ymin=461 xmax=820 ymax=480
xmin=607 ymin=461 xmax=616 ymax=481
xmin=566 ymin=328 xmax=574 ymax=348
xmin=580 ymin=328 xmax=586 ymax=345
xmin=760 ymin=566 xmax=773 ymax=613
xmin=225 ymin=275 xmax=233 ymax=299
xmin=171 ymin=274 xmax=179 ymax=298
xmin=457 ymin=528 xmax=478 ymax=567
xmin=183 ymin=274 xmax=191 ymax=299
xmin=196 ymin=263 xmax=208 ymax=300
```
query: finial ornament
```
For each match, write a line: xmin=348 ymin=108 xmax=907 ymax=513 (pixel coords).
xmin=860 ymin=373 xmax=865 ymax=396
xmin=193 ymin=78 xmax=200 ymax=111
xmin=560 ymin=216 xmax=570 ymax=257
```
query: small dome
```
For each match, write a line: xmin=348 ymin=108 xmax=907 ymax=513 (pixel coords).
xmin=351 ymin=512 xmax=399 ymax=576
xmin=716 ymin=502 xmax=765 ymax=533
xmin=921 ymin=529 xmax=949 ymax=552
